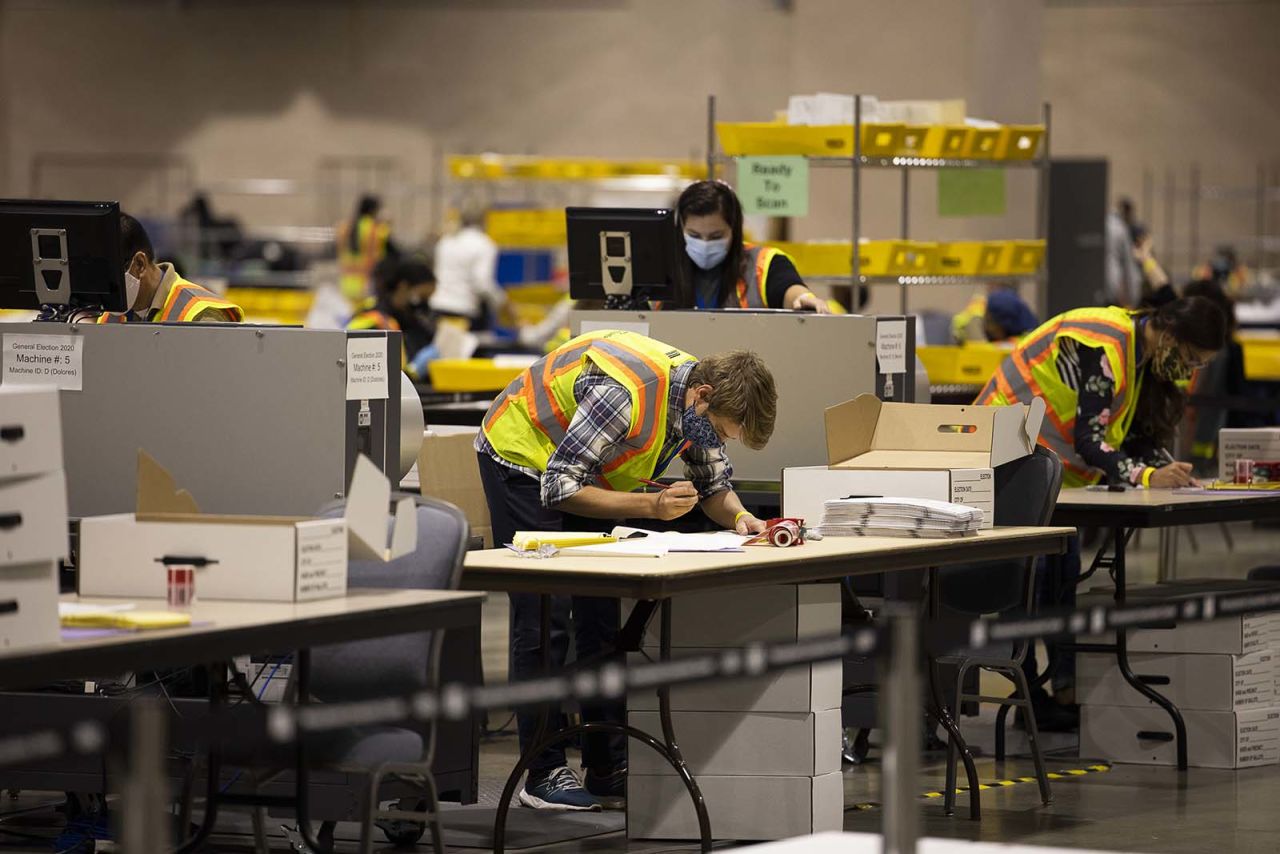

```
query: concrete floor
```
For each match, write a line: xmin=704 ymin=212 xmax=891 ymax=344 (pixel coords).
xmin=4 ymin=520 xmax=1280 ymax=852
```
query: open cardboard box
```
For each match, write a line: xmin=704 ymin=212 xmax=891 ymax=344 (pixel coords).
xmin=781 ymin=394 xmax=1045 ymax=530
xmin=78 ymin=452 xmax=415 ymax=602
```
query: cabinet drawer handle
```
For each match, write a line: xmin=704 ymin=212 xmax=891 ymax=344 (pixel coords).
xmin=0 ymin=513 xmax=22 ymax=531
xmin=1137 ymin=674 xmax=1171 ymax=686
xmin=0 ymin=426 xmax=23 ymax=443
xmin=1136 ymin=730 xmax=1174 ymax=742
xmin=0 ymin=600 xmax=17 ymax=616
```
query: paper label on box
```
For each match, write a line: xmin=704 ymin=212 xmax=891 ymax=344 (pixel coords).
xmin=345 ymin=338 xmax=388 ymax=401
xmin=295 ymin=520 xmax=348 ymax=600
xmin=1235 ymin=653 xmax=1276 ymax=707
xmin=875 ymin=320 xmax=908 ymax=375
xmin=2 ymin=333 xmax=82 ymax=391
xmin=1237 ymin=709 xmax=1280 ymax=767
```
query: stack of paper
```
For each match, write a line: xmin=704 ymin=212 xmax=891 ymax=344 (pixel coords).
xmin=817 ymin=497 xmax=983 ymax=539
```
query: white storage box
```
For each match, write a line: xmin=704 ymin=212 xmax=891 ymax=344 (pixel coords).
xmin=79 ymin=514 xmax=349 ymax=602
xmin=628 ymin=771 xmax=842 ymax=841
xmin=1081 ymin=704 xmax=1280 ymax=769
xmin=627 ymin=709 xmax=840 ymax=777
xmin=1078 ymin=651 xmax=1275 ymax=711
xmin=1116 ymin=613 xmax=1280 ymax=656
xmin=1219 ymin=427 xmax=1280 ymax=482
xmin=78 ymin=451 xmax=415 ymax=603
xmin=783 ymin=466 xmax=993 ymax=529
xmin=781 ymin=394 xmax=1045 ymax=531
xmin=635 ymin=584 xmax=839 ymax=648
xmin=0 ymin=471 xmax=68 ymax=566
xmin=629 ymin=652 xmax=839 ymax=713
xmin=0 ymin=387 xmax=63 ymax=482
xmin=0 ymin=561 xmax=59 ymax=651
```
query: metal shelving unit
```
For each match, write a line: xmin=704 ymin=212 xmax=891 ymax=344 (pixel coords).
xmin=706 ymin=95 xmax=1052 ymax=315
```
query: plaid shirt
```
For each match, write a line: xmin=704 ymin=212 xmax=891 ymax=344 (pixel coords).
xmin=476 ymin=360 xmax=734 ymax=508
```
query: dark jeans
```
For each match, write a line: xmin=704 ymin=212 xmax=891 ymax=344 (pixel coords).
xmin=477 ymin=452 xmax=626 ymax=775
xmin=1022 ymin=533 xmax=1082 ymax=694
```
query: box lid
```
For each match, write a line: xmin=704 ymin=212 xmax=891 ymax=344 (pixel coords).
xmin=824 ymin=394 xmax=1045 ymax=472
xmin=132 ymin=450 xmax=414 ymax=561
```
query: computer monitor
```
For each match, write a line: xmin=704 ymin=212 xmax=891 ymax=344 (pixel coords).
xmin=0 ymin=199 xmax=126 ymax=313
xmin=566 ymin=207 xmax=677 ymax=306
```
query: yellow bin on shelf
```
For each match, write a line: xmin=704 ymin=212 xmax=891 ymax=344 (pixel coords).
xmin=997 ymin=240 xmax=1047 ymax=275
xmin=717 ymin=122 xmax=853 ymax=157
xmin=426 ymin=359 xmax=526 ymax=393
xmin=995 ymin=125 xmax=1045 ymax=161
xmin=861 ymin=123 xmax=906 ymax=157
xmin=920 ymin=126 xmax=972 ymax=159
xmin=917 ymin=343 xmax=1012 ymax=387
xmin=936 ymin=242 xmax=1006 ymax=276
xmin=897 ymin=124 xmax=931 ymax=157
xmin=767 ymin=241 xmax=852 ymax=278
xmin=858 ymin=240 xmax=913 ymax=277
xmin=1240 ymin=336 xmax=1280 ymax=381
xmin=902 ymin=241 xmax=940 ymax=276
xmin=965 ymin=127 xmax=1004 ymax=159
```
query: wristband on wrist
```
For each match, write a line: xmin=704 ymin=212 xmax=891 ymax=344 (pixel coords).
xmin=1141 ymin=466 xmax=1155 ymax=488
xmin=733 ymin=510 xmax=751 ymax=525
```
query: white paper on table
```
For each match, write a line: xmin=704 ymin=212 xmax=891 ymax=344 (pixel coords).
xmin=59 ymin=602 xmax=136 ymax=616
xmin=609 ymin=526 xmax=749 ymax=552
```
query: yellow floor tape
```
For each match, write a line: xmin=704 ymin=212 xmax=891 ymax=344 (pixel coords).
xmin=847 ymin=764 xmax=1110 ymax=811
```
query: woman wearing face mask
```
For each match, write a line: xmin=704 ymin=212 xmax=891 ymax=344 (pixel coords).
xmin=347 ymin=254 xmax=439 ymax=379
xmin=669 ymin=180 xmax=829 ymax=313
xmin=976 ymin=296 xmax=1227 ymax=488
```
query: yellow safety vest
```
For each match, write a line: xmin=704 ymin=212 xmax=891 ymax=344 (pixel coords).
xmin=97 ymin=275 xmax=244 ymax=324
xmin=482 ymin=329 xmax=696 ymax=492
xmin=975 ymin=305 xmax=1143 ymax=487
xmin=731 ymin=243 xmax=789 ymax=309
xmin=338 ymin=215 xmax=390 ymax=302
xmin=346 ymin=300 xmax=408 ymax=371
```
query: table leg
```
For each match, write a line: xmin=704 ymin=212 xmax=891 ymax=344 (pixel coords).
xmin=1111 ymin=530 xmax=1189 ymax=769
xmin=174 ymin=661 xmax=228 ymax=854
xmin=290 ymin=649 xmax=333 ymax=853
xmin=493 ymin=594 xmax=552 ymax=854
xmin=1157 ymin=528 xmax=1180 ymax=582
xmin=656 ymin=599 xmax=712 ymax=851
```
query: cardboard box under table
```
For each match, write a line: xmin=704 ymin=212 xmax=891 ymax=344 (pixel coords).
xmin=782 ymin=394 xmax=1045 ymax=531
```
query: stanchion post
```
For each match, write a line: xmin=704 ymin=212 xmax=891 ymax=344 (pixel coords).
xmin=118 ymin=699 xmax=168 ymax=852
xmin=881 ymin=606 xmax=920 ymax=854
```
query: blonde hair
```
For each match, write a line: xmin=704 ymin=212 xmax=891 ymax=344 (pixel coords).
xmin=689 ymin=351 xmax=777 ymax=450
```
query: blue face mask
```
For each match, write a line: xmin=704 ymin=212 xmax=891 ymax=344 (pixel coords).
xmin=684 ymin=233 xmax=730 ymax=271
xmin=681 ymin=404 xmax=723 ymax=449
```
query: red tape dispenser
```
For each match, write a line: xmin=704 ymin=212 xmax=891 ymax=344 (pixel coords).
xmin=745 ymin=517 xmax=820 ymax=548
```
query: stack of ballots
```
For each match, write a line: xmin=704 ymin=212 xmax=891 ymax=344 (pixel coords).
xmin=817 ymin=497 xmax=983 ymax=539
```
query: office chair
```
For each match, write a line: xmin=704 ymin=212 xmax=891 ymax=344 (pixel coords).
xmin=934 ymin=446 xmax=1062 ymax=817
xmin=229 ymin=494 xmax=469 ymax=854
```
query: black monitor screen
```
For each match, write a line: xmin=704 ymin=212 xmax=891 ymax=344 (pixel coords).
xmin=0 ymin=199 xmax=125 ymax=311
xmin=566 ymin=207 xmax=677 ymax=302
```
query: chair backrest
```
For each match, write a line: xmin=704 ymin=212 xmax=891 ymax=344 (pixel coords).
xmin=307 ymin=493 xmax=470 ymax=703
xmin=938 ymin=446 xmax=1063 ymax=616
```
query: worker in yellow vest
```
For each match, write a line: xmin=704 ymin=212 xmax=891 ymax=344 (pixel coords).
xmin=346 ymin=255 xmax=438 ymax=378
xmin=476 ymin=329 xmax=775 ymax=811
xmin=976 ymin=298 xmax=1224 ymax=489
xmin=337 ymin=195 xmax=393 ymax=303
xmin=665 ymin=180 xmax=831 ymax=312
xmin=95 ymin=213 xmax=243 ymax=324
xmin=975 ymin=297 xmax=1225 ymax=730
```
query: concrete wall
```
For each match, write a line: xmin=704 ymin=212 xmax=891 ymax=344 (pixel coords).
xmin=0 ymin=0 xmax=1043 ymax=315
xmin=1044 ymin=0 xmax=1280 ymax=276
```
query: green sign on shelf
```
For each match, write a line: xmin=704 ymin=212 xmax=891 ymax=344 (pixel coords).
xmin=938 ymin=168 xmax=1006 ymax=217
xmin=737 ymin=156 xmax=809 ymax=217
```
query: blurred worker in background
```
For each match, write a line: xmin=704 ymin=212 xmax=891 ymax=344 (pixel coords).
xmin=977 ymin=297 xmax=1227 ymax=728
xmin=431 ymin=203 xmax=508 ymax=331
xmin=952 ymin=286 xmax=1039 ymax=343
xmin=337 ymin=195 xmax=394 ymax=304
xmin=93 ymin=213 xmax=243 ymax=324
xmin=347 ymin=254 xmax=439 ymax=379
xmin=666 ymin=180 xmax=830 ymax=313
xmin=1104 ymin=200 xmax=1142 ymax=307
xmin=1193 ymin=245 xmax=1252 ymax=298
xmin=1131 ymin=225 xmax=1172 ymax=303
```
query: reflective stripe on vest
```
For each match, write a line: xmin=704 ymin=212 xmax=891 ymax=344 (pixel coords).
xmin=96 ymin=276 xmax=244 ymax=324
xmin=732 ymin=244 xmax=783 ymax=309
xmin=482 ymin=329 xmax=695 ymax=492
xmin=975 ymin=306 xmax=1140 ymax=487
